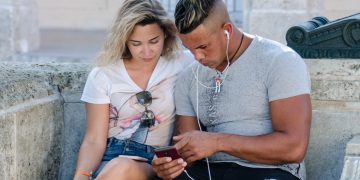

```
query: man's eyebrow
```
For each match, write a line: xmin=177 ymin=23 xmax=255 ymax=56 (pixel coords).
xmin=195 ymin=44 xmax=207 ymax=49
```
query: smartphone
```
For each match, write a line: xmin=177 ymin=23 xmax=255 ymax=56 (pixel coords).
xmin=154 ymin=146 xmax=181 ymax=160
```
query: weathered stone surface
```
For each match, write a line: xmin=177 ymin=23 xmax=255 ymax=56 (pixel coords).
xmin=305 ymin=59 xmax=360 ymax=81
xmin=311 ymin=80 xmax=360 ymax=101
xmin=306 ymin=110 xmax=360 ymax=180
xmin=0 ymin=113 xmax=16 ymax=180
xmin=304 ymin=59 xmax=360 ymax=101
xmin=15 ymin=97 xmax=63 ymax=180
xmin=340 ymin=135 xmax=360 ymax=180
xmin=0 ymin=62 xmax=90 ymax=110
xmin=345 ymin=136 xmax=360 ymax=156
xmin=341 ymin=156 xmax=360 ymax=180
xmin=0 ymin=96 xmax=63 ymax=180
xmin=59 ymin=101 xmax=86 ymax=180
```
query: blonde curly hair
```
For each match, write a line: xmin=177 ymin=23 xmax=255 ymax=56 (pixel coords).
xmin=96 ymin=0 xmax=178 ymax=66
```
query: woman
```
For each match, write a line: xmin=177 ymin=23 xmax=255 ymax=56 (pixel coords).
xmin=74 ymin=0 xmax=192 ymax=179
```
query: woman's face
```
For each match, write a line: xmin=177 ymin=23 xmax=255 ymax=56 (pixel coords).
xmin=127 ymin=23 xmax=165 ymax=63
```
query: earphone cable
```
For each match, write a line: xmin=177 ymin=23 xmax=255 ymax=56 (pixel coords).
xmin=191 ymin=33 xmax=231 ymax=89
xmin=196 ymin=64 xmax=212 ymax=180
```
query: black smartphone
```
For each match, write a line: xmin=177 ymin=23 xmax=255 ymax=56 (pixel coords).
xmin=154 ymin=146 xmax=181 ymax=160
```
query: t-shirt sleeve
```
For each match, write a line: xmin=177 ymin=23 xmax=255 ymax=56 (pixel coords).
xmin=81 ymin=67 xmax=111 ymax=104
xmin=267 ymin=50 xmax=311 ymax=102
xmin=175 ymin=67 xmax=196 ymax=117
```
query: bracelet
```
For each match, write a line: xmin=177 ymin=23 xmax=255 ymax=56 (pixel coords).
xmin=75 ymin=169 xmax=92 ymax=178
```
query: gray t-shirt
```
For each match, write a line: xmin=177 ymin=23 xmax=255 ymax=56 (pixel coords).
xmin=175 ymin=36 xmax=311 ymax=180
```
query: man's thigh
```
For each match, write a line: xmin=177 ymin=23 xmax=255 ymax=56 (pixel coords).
xmin=174 ymin=161 xmax=299 ymax=180
xmin=174 ymin=161 xmax=230 ymax=180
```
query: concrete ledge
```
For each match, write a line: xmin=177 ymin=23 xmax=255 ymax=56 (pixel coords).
xmin=341 ymin=136 xmax=360 ymax=180
xmin=0 ymin=62 xmax=91 ymax=110
xmin=306 ymin=110 xmax=360 ymax=180
xmin=0 ymin=62 xmax=90 ymax=180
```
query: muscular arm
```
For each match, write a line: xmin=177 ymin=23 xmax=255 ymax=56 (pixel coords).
xmin=217 ymin=94 xmax=311 ymax=164
xmin=174 ymin=115 xmax=200 ymax=136
xmin=175 ymin=94 xmax=311 ymax=165
xmin=74 ymin=103 xmax=109 ymax=179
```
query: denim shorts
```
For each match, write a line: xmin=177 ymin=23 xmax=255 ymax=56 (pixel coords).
xmin=92 ymin=137 xmax=155 ymax=178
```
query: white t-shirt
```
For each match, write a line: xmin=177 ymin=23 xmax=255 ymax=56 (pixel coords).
xmin=81 ymin=51 xmax=194 ymax=147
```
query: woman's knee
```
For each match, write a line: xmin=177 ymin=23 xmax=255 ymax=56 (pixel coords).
xmin=97 ymin=157 xmax=135 ymax=179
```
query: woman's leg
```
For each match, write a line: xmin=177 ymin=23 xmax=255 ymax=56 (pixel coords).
xmin=96 ymin=157 xmax=155 ymax=180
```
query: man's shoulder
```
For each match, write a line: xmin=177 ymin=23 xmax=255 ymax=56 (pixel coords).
xmin=177 ymin=61 xmax=197 ymax=80
xmin=254 ymin=36 xmax=296 ymax=55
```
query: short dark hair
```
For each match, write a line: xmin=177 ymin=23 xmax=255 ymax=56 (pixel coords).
xmin=174 ymin=0 xmax=217 ymax=34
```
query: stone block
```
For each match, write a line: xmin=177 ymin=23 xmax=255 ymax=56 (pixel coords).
xmin=311 ymin=80 xmax=360 ymax=101
xmin=305 ymin=59 xmax=360 ymax=81
xmin=251 ymin=0 xmax=307 ymax=10
xmin=0 ymin=113 xmax=16 ymax=180
xmin=341 ymin=156 xmax=360 ymax=180
xmin=305 ymin=110 xmax=360 ymax=180
xmin=58 ymin=102 xmax=86 ymax=180
xmin=0 ymin=95 xmax=63 ymax=180
xmin=15 ymin=97 xmax=63 ymax=179
xmin=345 ymin=136 xmax=360 ymax=156
xmin=340 ymin=135 xmax=360 ymax=180
xmin=248 ymin=11 xmax=308 ymax=43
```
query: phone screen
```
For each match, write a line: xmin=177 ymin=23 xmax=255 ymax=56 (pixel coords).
xmin=154 ymin=146 xmax=181 ymax=160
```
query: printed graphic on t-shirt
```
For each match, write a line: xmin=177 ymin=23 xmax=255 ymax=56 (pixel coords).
xmin=107 ymin=76 xmax=176 ymax=141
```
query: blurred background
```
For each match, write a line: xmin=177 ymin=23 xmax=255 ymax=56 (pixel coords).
xmin=1 ymin=0 xmax=359 ymax=60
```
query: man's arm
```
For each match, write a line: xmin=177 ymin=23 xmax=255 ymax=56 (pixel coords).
xmin=175 ymin=94 xmax=312 ymax=165
xmin=174 ymin=115 xmax=200 ymax=135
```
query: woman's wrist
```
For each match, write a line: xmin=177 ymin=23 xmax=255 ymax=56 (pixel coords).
xmin=74 ymin=169 xmax=93 ymax=180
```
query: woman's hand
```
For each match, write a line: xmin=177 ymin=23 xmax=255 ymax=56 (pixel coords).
xmin=152 ymin=157 xmax=187 ymax=180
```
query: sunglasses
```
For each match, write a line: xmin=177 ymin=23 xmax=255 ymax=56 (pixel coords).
xmin=136 ymin=91 xmax=155 ymax=127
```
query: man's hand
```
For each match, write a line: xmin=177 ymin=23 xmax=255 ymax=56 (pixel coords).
xmin=152 ymin=157 xmax=187 ymax=180
xmin=174 ymin=130 xmax=219 ymax=163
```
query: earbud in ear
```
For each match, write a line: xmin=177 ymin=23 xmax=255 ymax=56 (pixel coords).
xmin=224 ymin=30 xmax=229 ymax=40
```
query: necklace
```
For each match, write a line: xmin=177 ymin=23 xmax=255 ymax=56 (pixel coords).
xmin=229 ymin=32 xmax=244 ymax=63
xmin=213 ymin=33 xmax=245 ymax=94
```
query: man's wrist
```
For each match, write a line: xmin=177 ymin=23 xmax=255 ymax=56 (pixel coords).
xmin=212 ymin=133 xmax=226 ymax=152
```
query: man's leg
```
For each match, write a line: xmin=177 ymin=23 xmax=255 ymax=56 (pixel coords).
xmin=174 ymin=161 xmax=299 ymax=180
xmin=222 ymin=163 xmax=299 ymax=180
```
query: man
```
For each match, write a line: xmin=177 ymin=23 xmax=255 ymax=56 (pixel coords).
xmin=153 ymin=0 xmax=311 ymax=179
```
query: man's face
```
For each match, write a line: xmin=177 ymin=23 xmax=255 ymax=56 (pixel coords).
xmin=179 ymin=24 xmax=227 ymax=70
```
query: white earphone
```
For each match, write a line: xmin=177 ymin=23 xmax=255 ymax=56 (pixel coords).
xmin=224 ymin=30 xmax=230 ymax=40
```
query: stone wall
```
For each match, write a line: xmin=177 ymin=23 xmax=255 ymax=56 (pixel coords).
xmin=306 ymin=59 xmax=360 ymax=180
xmin=0 ymin=62 xmax=90 ymax=180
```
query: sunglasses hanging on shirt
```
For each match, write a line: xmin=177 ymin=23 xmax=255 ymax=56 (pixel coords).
xmin=136 ymin=91 xmax=155 ymax=127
